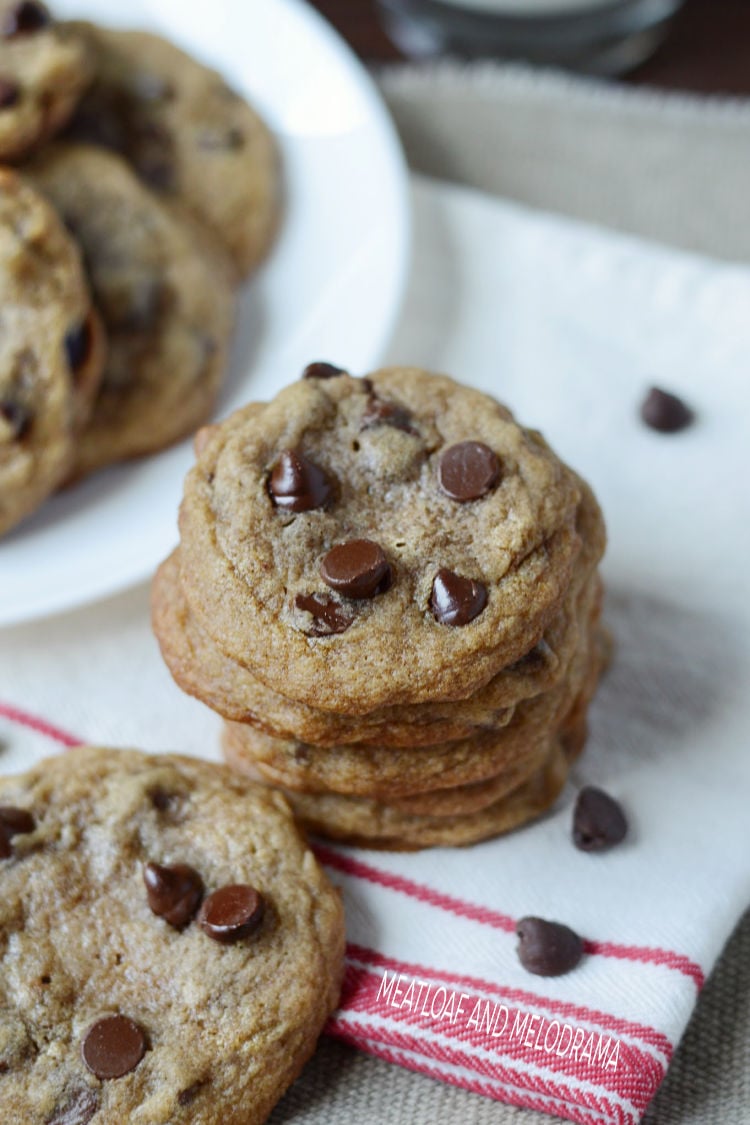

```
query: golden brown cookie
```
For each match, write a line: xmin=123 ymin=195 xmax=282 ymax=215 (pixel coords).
xmin=0 ymin=167 xmax=103 ymax=536
xmin=176 ymin=369 xmax=585 ymax=714
xmin=65 ymin=23 xmax=280 ymax=279
xmin=26 ymin=144 xmax=236 ymax=478
xmin=0 ymin=746 xmax=344 ymax=1123
xmin=0 ymin=1 xmax=92 ymax=161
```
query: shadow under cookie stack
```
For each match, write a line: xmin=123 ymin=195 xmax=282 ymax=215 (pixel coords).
xmin=153 ymin=366 xmax=607 ymax=850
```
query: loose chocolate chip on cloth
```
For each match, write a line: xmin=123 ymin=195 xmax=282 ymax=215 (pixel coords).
xmin=640 ymin=386 xmax=695 ymax=433
xmin=0 ymin=746 xmax=344 ymax=1123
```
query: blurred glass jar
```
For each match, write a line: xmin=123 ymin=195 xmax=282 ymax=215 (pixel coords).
xmin=375 ymin=0 xmax=686 ymax=75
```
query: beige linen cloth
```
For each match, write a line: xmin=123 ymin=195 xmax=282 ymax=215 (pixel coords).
xmin=266 ymin=62 xmax=750 ymax=1125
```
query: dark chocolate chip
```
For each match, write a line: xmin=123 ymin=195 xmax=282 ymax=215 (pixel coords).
xmin=320 ymin=539 xmax=390 ymax=599
xmin=197 ymin=884 xmax=265 ymax=944
xmin=64 ymin=320 xmax=92 ymax=372
xmin=360 ymin=394 xmax=415 ymax=434
xmin=2 ymin=1 xmax=50 ymax=37
xmin=47 ymin=1087 xmax=99 ymax=1125
xmin=640 ymin=387 xmax=694 ymax=433
xmin=0 ymin=77 xmax=20 ymax=108
xmin=0 ymin=400 xmax=31 ymax=440
xmin=572 ymin=787 xmax=628 ymax=852
xmin=142 ymin=861 xmax=204 ymax=928
xmin=430 ymin=569 xmax=487 ymax=627
xmin=516 ymin=917 xmax=583 ymax=977
xmin=0 ymin=806 xmax=35 ymax=858
xmin=81 ymin=1015 xmax=146 ymax=1079
xmin=268 ymin=449 xmax=331 ymax=512
xmin=302 ymin=361 xmax=347 ymax=380
xmin=438 ymin=441 xmax=500 ymax=502
xmin=177 ymin=1081 xmax=205 ymax=1107
xmin=295 ymin=593 xmax=354 ymax=636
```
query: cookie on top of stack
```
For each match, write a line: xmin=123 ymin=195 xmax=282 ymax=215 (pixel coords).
xmin=0 ymin=0 xmax=279 ymax=535
xmin=153 ymin=366 xmax=607 ymax=850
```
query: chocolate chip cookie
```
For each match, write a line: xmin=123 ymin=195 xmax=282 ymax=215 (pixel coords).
xmin=0 ymin=746 xmax=344 ymax=1123
xmin=0 ymin=167 xmax=104 ymax=536
xmin=0 ymin=0 xmax=93 ymax=161
xmin=176 ymin=370 xmax=584 ymax=714
xmin=26 ymin=144 xmax=236 ymax=478
xmin=65 ymin=23 xmax=279 ymax=279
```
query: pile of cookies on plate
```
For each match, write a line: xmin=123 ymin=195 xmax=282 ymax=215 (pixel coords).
xmin=0 ymin=1 xmax=278 ymax=536
xmin=153 ymin=364 xmax=608 ymax=849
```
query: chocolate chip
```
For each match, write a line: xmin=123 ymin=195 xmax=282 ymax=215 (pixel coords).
xmin=302 ymin=361 xmax=347 ymax=380
xmin=143 ymin=861 xmax=204 ymax=928
xmin=197 ymin=884 xmax=265 ymax=944
xmin=64 ymin=320 xmax=92 ymax=372
xmin=0 ymin=806 xmax=35 ymax=859
xmin=0 ymin=78 xmax=20 ymax=108
xmin=81 ymin=1015 xmax=146 ymax=1079
xmin=320 ymin=540 xmax=390 ymax=599
xmin=360 ymin=394 xmax=415 ymax=434
xmin=572 ymin=787 xmax=628 ymax=852
xmin=430 ymin=569 xmax=487 ymax=627
xmin=438 ymin=441 xmax=500 ymax=502
xmin=0 ymin=400 xmax=31 ymax=441
xmin=47 ymin=1087 xmax=99 ymax=1125
xmin=268 ymin=449 xmax=331 ymax=512
xmin=516 ymin=917 xmax=583 ymax=976
xmin=2 ymin=1 xmax=50 ymax=36
xmin=177 ymin=1081 xmax=205 ymax=1107
xmin=640 ymin=387 xmax=694 ymax=433
xmin=295 ymin=593 xmax=354 ymax=635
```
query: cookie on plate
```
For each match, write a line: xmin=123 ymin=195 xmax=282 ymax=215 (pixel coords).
xmin=26 ymin=144 xmax=236 ymax=479
xmin=176 ymin=370 xmax=584 ymax=714
xmin=0 ymin=0 xmax=93 ymax=161
xmin=0 ymin=166 xmax=104 ymax=536
xmin=65 ymin=22 xmax=280 ymax=279
xmin=0 ymin=745 xmax=344 ymax=1123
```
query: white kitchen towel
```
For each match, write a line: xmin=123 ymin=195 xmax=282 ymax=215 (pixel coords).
xmin=1 ymin=177 xmax=749 ymax=1125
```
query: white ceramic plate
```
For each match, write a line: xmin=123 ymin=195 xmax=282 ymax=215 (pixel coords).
xmin=0 ymin=0 xmax=410 ymax=627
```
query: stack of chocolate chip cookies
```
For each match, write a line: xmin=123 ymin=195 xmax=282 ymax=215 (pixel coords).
xmin=153 ymin=366 xmax=607 ymax=849
xmin=0 ymin=1 xmax=279 ymax=534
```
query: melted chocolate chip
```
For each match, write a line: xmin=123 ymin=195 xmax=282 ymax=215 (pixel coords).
xmin=360 ymin=394 xmax=415 ymax=434
xmin=81 ymin=1016 xmax=146 ymax=1079
xmin=47 ymin=1087 xmax=99 ymax=1125
xmin=294 ymin=593 xmax=355 ymax=635
xmin=430 ymin=569 xmax=487 ymax=627
xmin=640 ymin=387 xmax=694 ymax=433
xmin=320 ymin=539 xmax=390 ymax=599
xmin=438 ymin=441 xmax=500 ymax=502
xmin=516 ymin=917 xmax=583 ymax=977
xmin=572 ymin=787 xmax=628 ymax=852
xmin=143 ymin=861 xmax=204 ymax=928
xmin=268 ymin=450 xmax=331 ymax=512
xmin=2 ymin=0 xmax=50 ymax=37
xmin=0 ymin=806 xmax=35 ymax=859
xmin=0 ymin=400 xmax=31 ymax=440
xmin=0 ymin=77 xmax=20 ymax=108
xmin=197 ymin=884 xmax=265 ymax=944
xmin=302 ymin=361 xmax=347 ymax=380
xmin=64 ymin=320 xmax=92 ymax=372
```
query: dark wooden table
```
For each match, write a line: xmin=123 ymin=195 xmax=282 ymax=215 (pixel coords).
xmin=308 ymin=0 xmax=750 ymax=95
